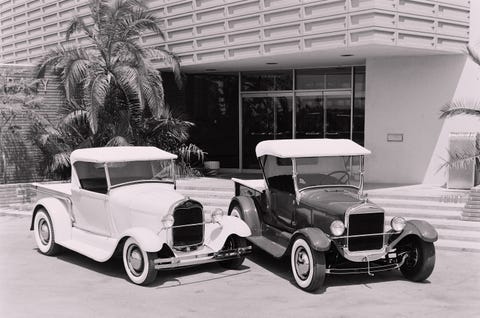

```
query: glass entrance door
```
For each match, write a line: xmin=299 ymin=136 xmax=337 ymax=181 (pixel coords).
xmin=324 ymin=91 xmax=352 ymax=139
xmin=295 ymin=91 xmax=351 ymax=140
xmin=242 ymin=94 xmax=292 ymax=168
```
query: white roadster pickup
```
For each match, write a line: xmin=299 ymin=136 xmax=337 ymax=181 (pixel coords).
xmin=30 ymin=146 xmax=251 ymax=285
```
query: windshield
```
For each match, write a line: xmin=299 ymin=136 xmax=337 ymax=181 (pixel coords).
xmin=295 ymin=156 xmax=361 ymax=190
xmin=107 ymin=160 xmax=174 ymax=187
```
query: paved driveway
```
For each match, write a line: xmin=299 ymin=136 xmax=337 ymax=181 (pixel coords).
xmin=1 ymin=214 xmax=479 ymax=318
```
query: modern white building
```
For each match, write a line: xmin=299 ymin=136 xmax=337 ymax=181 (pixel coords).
xmin=0 ymin=0 xmax=479 ymax=186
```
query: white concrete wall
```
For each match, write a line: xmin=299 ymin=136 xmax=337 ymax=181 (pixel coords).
xmin=364 ymin=1 xmax=480 ymax=185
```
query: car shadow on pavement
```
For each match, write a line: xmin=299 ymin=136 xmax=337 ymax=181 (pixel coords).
xmin=246 ymin=246 xmax=419 ymax=294
xmin=40 ymin=247 xmax=252 ymax=287
xmin=40 ymin=248 xmax=126 ymax=279
xmin=151 ymin=264 xmax=251 ymax=289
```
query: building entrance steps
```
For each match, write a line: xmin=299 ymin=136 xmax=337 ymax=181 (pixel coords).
xmin=177 ymin=179 xmax=479 ymax=253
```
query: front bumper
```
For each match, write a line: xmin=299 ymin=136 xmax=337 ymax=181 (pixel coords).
xmin=326 ymin=254 xmax=408 ymax=275
xmin=154 ymin=245 xmax=252 ymax=270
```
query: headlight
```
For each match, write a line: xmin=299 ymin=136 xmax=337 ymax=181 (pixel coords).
xmin=330 ymin=220 xmax=345 ymax=236
xmin=391 ymin=216 xmax=406 ymax=232
xmin=212 ymin=208 xmax=224 ymax=223
xmin=162 ymin=214 xmax=174 ymax=228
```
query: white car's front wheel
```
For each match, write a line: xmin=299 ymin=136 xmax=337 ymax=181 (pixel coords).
xmin=33 ymin=209 xmax=61 ymax=256
xmin=122 ymin=238 xmax=157 ymax=285
xmin=291 ymin=237 xmax=326 ymax=292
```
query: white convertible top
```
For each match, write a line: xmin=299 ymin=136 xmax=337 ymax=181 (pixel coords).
xmin=255 ymin=139 xmax=371 ymax=158
xmin=70 ymin=146 xmax=177 ymax=163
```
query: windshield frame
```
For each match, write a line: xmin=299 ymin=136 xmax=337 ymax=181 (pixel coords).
xmin=291 ymin=155 xmax=365 ymax=202
xmin=105 ymin=159 xmax=177 ymax=191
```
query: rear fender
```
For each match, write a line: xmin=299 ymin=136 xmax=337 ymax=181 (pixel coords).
xmin=229 ymin=196 xmax=261 ymax=236
xmin=292 ymin=227 xmax=331 ymax=252
xmin=120 ymin=227 xmax=167 ymax=253
xmin=389 ymin=219 xmax=438 ymax=248
xmin=204 ymin=216 xmax=252 ymax=251
xmin=31 ymin=198 xmax=72 ymax=243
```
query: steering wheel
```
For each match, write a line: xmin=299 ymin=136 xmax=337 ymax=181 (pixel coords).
xmin=326 ymin=171 xmax=350 ymax=184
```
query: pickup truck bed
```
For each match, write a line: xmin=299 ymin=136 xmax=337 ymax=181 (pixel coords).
xmin=231 ymin=178 xmax=266 ymax=192
xmin=32 ymin=182 xmax=72 ymax=198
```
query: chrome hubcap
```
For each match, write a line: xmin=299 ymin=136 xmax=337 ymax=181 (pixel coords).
xmin=127 ymin=245 xmax=144 ymax=276
xmin=39 ymin=219 xmax=50 ymax=245
xmin=295 ymin=247 xmax=310 ymax=279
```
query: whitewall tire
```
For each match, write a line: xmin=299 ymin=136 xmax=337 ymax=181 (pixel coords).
xmin=290 ymin=237 xmax=326 ymax=292
xmin=33 ymin=209 xmax=61 ymax=255
xmin=122 ymin=237 xmax=157 ymax=285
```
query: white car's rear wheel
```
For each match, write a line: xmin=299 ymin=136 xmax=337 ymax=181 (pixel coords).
xmin=33 ymin=209 xmax=61 ymax=255
xmin=291 ymin=237 xmax=326 ymax=292
xmin=122 ymin=237 xmax=157 ymax=285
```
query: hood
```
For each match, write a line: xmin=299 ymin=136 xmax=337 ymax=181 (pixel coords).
xmin=300 ymin=188 xmax=364 ymax=218
xmin=109 ymin=182 xmax=187 ymax=216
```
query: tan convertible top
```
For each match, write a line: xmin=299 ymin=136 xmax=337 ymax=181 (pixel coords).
xmin=71 ymin=146 xmax=177 ymax=164
xmin=255 ymin=139 xmax=371 ymax=158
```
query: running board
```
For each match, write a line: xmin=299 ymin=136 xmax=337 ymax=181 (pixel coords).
xmin=248 ymin=236 xmax=287 ymax=258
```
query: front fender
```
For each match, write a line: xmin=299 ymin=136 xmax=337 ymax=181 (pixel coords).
xmin=293 ymin=227 xmax=331 ymax=252
xmin=389 ymin=219 xmax=438 ymax=248
xmin=31 ymin=198 xmax=72 ymax=243
xmin=204 ymin=216 xmax=252 ymax=251
xmin=121 ymin=227 xmax=166 ymax=252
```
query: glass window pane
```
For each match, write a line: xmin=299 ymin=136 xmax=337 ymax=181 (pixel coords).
xmin=325 ymin=67 xmax=351 ymax=89
xmin=325 ymin=95 xmax=351 ymax=139
xmin=296 ymin=96 xmax=324 ymax=138
xmin=242 ymin=96 xmax=292 ymax=169
xmin=353 ymin=66 xmax=365 ymax=145
xmin=241 ymin=70 xmax=292 ymax=91
xmin=74 ymin=162 xmax=107 ymax=194
xmin=295 ymin=69 xmax=325 ymax=90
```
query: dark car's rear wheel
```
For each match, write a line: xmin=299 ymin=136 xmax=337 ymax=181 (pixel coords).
xmin=400 ymin=236 xmax=435 ymax=282
xmin=219 ymin=235 xmax=247 ymax=269
xmin=123 ymin=237 xmax=157 ymax=285
xmin=291 ymin=237 xmax=326 ymax=292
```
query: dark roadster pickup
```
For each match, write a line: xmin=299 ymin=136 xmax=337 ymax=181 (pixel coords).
xmin=229 ymin=139 xmax=437 ymax=292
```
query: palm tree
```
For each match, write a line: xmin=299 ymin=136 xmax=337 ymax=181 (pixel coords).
xmin=35 ymin=0 xmax=182 ymax=147
xmin=0 ymin=75 xmax=44 ymax=183
xmin=32 ymin=0 xmax=208 ymax=177
xmin=439 ymin=44 xmax=480 ymax=170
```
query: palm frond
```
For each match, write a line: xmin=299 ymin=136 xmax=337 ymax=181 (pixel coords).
xmin=50 ymin=152 xmax=71 ymax=172
xmin=467 ymin=44 xmax=480 ymax=67
xmin=106 ymin=135 xmax=131 ymax=146
xmin=66 ymin=16 xmax=95 ymax=42
xmin=146 ymin=48 xmax=182 ymax=88
xmin=439 ymin=100 xmax=480 ymax=118
xmin=439 ymin=142 xmax=480 ymax=171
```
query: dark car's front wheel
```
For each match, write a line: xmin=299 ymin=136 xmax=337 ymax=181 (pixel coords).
xmin=400 ymin=236 xmax=435 ymax=282
xmin=291 ymin=237 xmax=326 ymax=292
xmin=219 ymin=235 xmax=247 ymax=269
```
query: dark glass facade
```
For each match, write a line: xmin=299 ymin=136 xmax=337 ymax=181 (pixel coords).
xmin=184 ymin=74 xmax=239 ymax=168
xmin=167 ymin=66 xmax=366 ymax=170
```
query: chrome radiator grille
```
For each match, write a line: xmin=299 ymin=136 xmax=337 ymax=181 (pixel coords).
xmin=347 ymin=212 xmax=384 ymax=252
xmin=172 ymin=201 xmax=204 ymax=248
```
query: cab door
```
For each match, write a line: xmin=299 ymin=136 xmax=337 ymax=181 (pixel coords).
xmin=71 ymin=162 xmax=111 ymax=236
xmin=270 ymin=188 xmax=296 ymax=231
